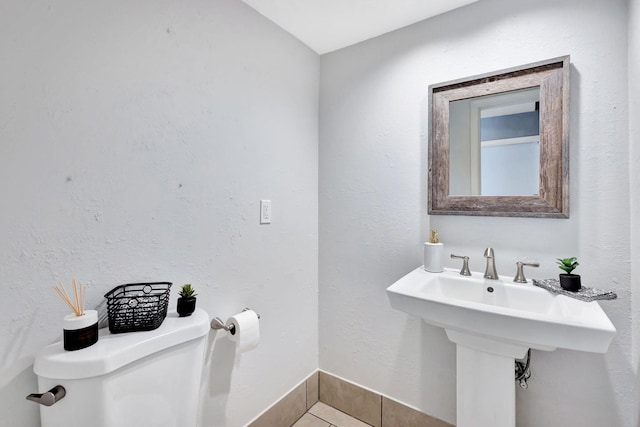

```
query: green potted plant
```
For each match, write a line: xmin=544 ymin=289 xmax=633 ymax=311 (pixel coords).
xmin=556 ymin=257 xmax=581 ymax=291
xmin=177 ymin=284 xmax=198 ymax=317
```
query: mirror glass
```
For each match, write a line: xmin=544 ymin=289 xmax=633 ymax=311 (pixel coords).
xmin=428 ymin=56 xmax=569 ymax=218
xmin=449 ymin=87 xmax=540 ymax=196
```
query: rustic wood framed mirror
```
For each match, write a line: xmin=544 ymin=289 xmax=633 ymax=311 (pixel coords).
xmin=428 ymin=56 xmax=570 ymax=218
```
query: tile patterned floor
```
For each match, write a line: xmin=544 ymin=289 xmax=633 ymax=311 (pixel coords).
xmin=292 ymin=402 xmax=372 ymax=427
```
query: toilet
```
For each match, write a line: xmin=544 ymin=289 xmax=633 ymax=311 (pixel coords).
xmin=31 ymin=308 xmax=209 ymax=427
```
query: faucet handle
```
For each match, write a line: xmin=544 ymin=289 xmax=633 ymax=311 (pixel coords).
xmin=513 ymin=261 xmax=540 ymax=283
xmin=451 ymin=254 xmax=471 ymax=276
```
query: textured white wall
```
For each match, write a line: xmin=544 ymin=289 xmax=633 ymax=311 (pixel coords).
xmin=319 ymin=0 xmax=632 ymax=425
xmin=629 ymin=0 xmax=640 ymax=423
xmin=0 ymin=1 xmax=319 ymax=426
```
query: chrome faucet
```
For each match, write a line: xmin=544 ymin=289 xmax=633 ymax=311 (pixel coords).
xmin=483 ymin=247 xmax=498 ymax=279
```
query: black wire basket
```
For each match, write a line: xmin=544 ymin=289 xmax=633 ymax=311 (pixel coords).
xmin=104 ymin=282 xmax=172 ymax=333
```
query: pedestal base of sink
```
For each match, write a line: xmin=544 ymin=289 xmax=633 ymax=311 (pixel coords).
xmin=447 ymin=329 xmax=530 ymax=427
xmin=457 ymin=345 xmax=516 ymax=427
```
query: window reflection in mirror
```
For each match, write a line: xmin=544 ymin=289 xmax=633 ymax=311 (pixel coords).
xmin=449 ymin=87 xmax=540 ymax=196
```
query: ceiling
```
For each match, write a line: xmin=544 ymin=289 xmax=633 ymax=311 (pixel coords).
xmin=241 ymin=0 xmax=480 ymax=55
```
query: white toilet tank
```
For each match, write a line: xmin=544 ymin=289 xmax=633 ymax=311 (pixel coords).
xmin=33 ymin=308 xmax=209 ymax=427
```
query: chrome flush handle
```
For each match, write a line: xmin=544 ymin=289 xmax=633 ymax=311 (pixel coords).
xmin=26 ymin=385 xmax=66 ymax=407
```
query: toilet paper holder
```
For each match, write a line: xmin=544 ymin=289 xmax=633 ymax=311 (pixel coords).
xmin=210 ymin=308 xmax=260 ymax=334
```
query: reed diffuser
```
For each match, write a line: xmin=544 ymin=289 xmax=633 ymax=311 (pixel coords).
xmin=54 ymin=279 xmax=86 ymax=316
xmin=54 ymin=279 xmax=98 ymax=351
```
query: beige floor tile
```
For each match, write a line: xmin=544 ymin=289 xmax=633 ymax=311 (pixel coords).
xmin=308 ymin=402 xmax=372 ymax=427
xmin=307 ymin=371 xmax=319 ymax=409
xmin=382 ymin=397 xmax=453 ymax=427
xmin=249 ymin=382 xmax=307 ymax=427
xmin=319 ymin=372 xmax=381 ymax=427
xmin=292 ymin=413 xmax=332 ymax=427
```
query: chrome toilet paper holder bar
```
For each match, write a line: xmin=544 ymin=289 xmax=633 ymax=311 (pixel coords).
xmin=210 ymin=308 xmax=260 ymax=334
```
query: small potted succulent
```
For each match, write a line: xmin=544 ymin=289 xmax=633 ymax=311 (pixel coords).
xmin=556 ymin=257 xmax=581 ymax=291
xmin=177 ymin=284 xmax=198 ymax=317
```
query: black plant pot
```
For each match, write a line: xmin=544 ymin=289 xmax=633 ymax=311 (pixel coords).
xmin=559 ymin=274 xmax=581 ymax=291
xmin=177 ymin=297 xmax=197 ymax=317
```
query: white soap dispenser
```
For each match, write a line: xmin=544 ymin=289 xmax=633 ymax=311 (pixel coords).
xmin=424 ymin=230 xmax=444 ymax=273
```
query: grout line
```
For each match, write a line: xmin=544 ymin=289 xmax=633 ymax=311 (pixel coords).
xmin=307 ymin=407 xmax=329 ymax=424
xmin=309 ymin=413 xmax=331 ymax=425
xmin=305 ymin=404 xmax=375 ymax=427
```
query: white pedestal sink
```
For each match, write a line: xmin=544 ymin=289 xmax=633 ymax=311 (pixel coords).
xmin=386 ymin=267 xmax=616 ymax=427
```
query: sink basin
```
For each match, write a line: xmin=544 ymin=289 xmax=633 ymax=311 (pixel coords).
xmin=387 ymin=267 xmax=616 ymax=355
xmin=387 ymin=266 xmax=616 ymax=427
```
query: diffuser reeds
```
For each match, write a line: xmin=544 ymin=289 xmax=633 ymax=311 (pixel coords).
xmin=54 ymin=279 xmax=86 ymax=317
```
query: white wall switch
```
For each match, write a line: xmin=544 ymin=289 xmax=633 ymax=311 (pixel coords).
xmin=260 ymin=200 xmax=272 ymax=224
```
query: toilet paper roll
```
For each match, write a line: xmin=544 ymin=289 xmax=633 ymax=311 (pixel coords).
xmin=225 ymin=310 xmax=260 ymax=353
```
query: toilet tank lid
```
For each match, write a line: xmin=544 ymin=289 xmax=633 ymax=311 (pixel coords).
xmin=34 ymin=308 xmax=209 ymax=380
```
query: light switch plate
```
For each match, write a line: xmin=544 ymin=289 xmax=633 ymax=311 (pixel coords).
xmin=260 ymin=200 xmax=272 ymax=224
